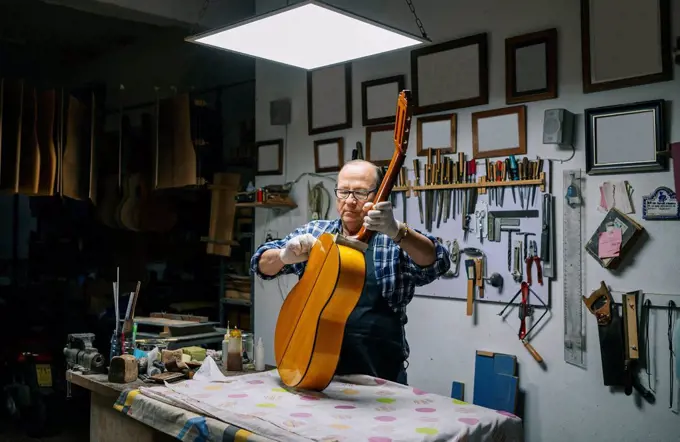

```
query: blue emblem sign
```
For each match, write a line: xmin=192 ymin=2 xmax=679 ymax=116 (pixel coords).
xmin=642 ymin=186 xmax=680 ymax=220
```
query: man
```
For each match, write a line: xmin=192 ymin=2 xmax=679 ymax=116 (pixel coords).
xmin=251 ymin=160 xmax=450 ymax=384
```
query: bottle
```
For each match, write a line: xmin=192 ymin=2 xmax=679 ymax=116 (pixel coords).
xmin=222 ymin=333 xmax=229 ymax=369
xmin=254 ymin=337 xmax=265 ymax=371
xmin=227 ymin=328 xmax=243 ymax=371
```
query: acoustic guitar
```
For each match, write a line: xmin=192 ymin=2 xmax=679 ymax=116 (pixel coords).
xmin=36 ymin=89 xmax=57 ymax=196
xmin=274 ymin=90 xmax=414 ymax=390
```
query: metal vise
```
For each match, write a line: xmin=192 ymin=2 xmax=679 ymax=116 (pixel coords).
xmin=64 ymin=333 xmax=105 ymax=374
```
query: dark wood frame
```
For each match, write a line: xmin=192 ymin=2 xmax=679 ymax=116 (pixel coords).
xmin=361 ymin=75 xmax=405 ymax=126
xmin=313 ymin=137 xmax=344 ymax=173
xmin=472 ymin=105 xmax=527 ymax=159
xmin=505 ymin=28 xmax=558 ymax=104
xmin=365 ymin=124 xmax=394 ymax=167
xmin=416 ymin=113 xmax=457 ymax=156
xmin=307 ymin=63 xmax=352 ymax=135
xmin=410 ymin=33 xmax=489 ymax=115
xmin=580 ymin=0 xmax=672 ymax=94
xmin=584 ymin=99 xmax=667 ymax=175
xmin=255 ymin=139 xmax=284 ymax=176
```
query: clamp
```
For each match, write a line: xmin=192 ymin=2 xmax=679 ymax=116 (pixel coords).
xmin=525 ymin=240 xmax=543 ymax=286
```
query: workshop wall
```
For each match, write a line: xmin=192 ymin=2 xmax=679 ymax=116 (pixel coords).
xmin=252 ymin=0 xmax=680 ymax=441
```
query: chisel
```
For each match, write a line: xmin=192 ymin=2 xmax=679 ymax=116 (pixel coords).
xmin=458 ymin=153 xmax=465 ymax=215
xmin=436 ymin=150 xmax=444 ymax=228
xmin=509 ymin=156 xmax=518 ymax=205
xmin=465 ymin=259 xmax=476 ymax=316
xmin=522 ymin=157 xmax=530 ymax=208
xmin=413 ymin=158 xmax=424 ymax=224
xmin=532 ymin=157 xmax=543 ymax=206
xmin=399 ymin=166 xmax=408 ymax=223
xmin=496 ymin=160 xmax=504 ymax=207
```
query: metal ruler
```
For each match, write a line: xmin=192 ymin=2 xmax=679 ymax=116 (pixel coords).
xmin=563 ymin=170 xmax=586 ymax=368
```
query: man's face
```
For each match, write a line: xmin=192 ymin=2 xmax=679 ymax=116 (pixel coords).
xmin=335 ymin=162 xmax=378 ymax=235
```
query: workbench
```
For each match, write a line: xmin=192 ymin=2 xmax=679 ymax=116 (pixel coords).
xmin=66 ymin=366 xmax=261 ymax=442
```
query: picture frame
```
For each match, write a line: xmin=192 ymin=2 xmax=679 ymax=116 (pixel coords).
xmin=365 ymin=124 xmax=394 ymax=167
xmin=580 ymin=0 xmax=672 ymax=94
xmin=472 ymin=105 xmax=527 ymax=159
xmin=361 ymin=75 xmax=405 ymax=126
xmin=313 ymin=137 xmax=344 ymax=173
xmin=255 ymin=139 xmax=284 ymax=175
xmin=584 ymin=99 xmax=667 ymax=175
xmin=416 ymin=113 xmax=457 ymax=156
xmin=307 ymin=63 xmax=352 ymax=135
xmin=505 ymin=28 xmax=557 ymax=104
xmin=410 ymin=33 xmax=489 ymax=115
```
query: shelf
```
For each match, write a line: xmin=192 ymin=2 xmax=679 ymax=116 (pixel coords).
xmin=221 ymin=298 xmax=252 ymax=307
xmin=235 ymin=201 xmax=297 ymax=209
xmin=412 ymin=173 xmax=545 ymax=193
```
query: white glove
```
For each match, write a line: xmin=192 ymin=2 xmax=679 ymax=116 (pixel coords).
xmin=279 ymin=233 xmax=317 ymax=265
xmin=363 ymin=201 xmax=401 ymax=239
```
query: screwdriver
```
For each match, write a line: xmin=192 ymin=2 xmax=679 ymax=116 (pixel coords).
xmin=509 ymin=155 xmax=519 ymax=205
xmin=496 ymin=160 xmax=504 ymax=207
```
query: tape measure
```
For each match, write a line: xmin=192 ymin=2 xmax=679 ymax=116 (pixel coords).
xmin=563 ymin=170 xmax=586 ymax=368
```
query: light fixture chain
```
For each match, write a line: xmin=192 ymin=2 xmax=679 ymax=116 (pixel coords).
xmin=191 ymin=0 xmax=212 ymax=34
xmin=405 ymin=0 xmax=428 ymax=40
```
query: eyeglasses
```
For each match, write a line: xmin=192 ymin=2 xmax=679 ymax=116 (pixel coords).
xmin=334 ymin=188 xmax=376 ymax=201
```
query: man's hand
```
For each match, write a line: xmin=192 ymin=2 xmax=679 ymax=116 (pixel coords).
xmin=279 ymin=233 xmax=317 ymax=265
xmin=363 ymin=201 xmax=400 ymax=239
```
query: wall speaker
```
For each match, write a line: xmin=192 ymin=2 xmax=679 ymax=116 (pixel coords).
xmin=270 ymin=99 xmax=291 ymax=126
xmin=543 ymin=108 xmax=574 ymax=146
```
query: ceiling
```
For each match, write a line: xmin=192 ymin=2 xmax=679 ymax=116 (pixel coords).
xmin=0 ymin=0 xmax=178 ymax=67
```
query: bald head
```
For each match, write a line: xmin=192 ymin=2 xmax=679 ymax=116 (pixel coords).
xmin=340 ymin=160 xmax=381 ymax=189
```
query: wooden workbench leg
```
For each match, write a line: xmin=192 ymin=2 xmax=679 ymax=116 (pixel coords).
xmin=90 ymin=393 xmax=175 ymax=442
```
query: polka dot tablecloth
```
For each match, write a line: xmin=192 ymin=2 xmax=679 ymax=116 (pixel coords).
xmin=149 ymin=370 xmax=523 ymax=442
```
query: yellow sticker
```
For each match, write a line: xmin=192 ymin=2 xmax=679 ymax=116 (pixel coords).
xmin=36 ymin=364 xmax=52 ymax=387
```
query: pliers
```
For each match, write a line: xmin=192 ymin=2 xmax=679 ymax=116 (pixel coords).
xmin=525 ymin=240 xmax=543 ymax=286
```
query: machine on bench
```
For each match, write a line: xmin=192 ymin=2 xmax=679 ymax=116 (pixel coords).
xmin=64 ymin=333 xmax=106 ymax=374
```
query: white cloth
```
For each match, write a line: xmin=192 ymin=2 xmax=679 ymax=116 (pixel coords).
xmin=279 ymin=233 xmax=317 ymax=265
xmin=364 ymin=201 xmax=401 ymax=239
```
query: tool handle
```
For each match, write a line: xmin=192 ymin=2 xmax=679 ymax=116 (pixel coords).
xmin=522 ymin=340 xmax=544 ymax=363
xmin=525 ymin=258 xmax=532 ymax=285
xmin=536 ymin=259 xmax=543 ymax=285
xmin=467 ymin=280 xmax=474 ymax=316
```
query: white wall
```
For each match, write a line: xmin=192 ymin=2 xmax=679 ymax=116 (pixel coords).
xmin=253 ymin=1 xmax=680 ymax=441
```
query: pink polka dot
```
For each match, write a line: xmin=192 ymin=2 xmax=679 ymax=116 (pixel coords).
xmin=300 ymin=395 xmax=320 ymax=401
xmin=368 ymin=438 xmax=392 ymax=442
xmin=374 ymin=416 xmax=396 ymax=422
xmin=415 ymin=407 xmax=436 ymax=413
xmin=458 ymin=417 xmax=480 ymax=425
xmin=291 ymin=413 xmax=312 ymax=418
xmin=334 ymin=405 xmax=356 ymax=409
xmin=412 ymin=388 xmax=427 ymax=395
xmin=247 ymin=380 xmax=264 ymax=384
xmin=228 ymin=394 xmax=248 ymax=398
xmin=497 ymin=410 xmax=519 ymax=419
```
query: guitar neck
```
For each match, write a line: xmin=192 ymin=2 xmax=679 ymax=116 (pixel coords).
xmin=355 ymin=91 xmax=413 ymax=243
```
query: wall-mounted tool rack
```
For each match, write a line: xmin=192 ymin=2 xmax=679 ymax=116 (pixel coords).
xmin=410 ymin=174 xmax=545 ymax=193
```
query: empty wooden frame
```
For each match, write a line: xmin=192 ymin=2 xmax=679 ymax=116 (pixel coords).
xmin=505 ymin=28 xmax=557 ymax=104
xmin=584 ymin=100 xmax=667 ymax=175
xmin=361 ymin=75 xmax=405 ymax=126
xmin=416 ymin=113 xmax=457 ymax=156
xmin=307 ymin=63 xmax=352 ymax=135
xmin=255 ymin=139 xmax=283 ymax=175
xmin=581 ymin=0 xmax=672 ymax=93
xmin=313 ymin=137 xmax=344 ymax=173
xmin=411 ymin=33 xmax=489 ymax=115
xmin=472 ymin=106 xmax=527 ymax=159
xmin=365 ymin=125 xmax=394 ymax=167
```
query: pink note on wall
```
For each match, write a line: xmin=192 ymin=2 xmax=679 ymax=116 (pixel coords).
xmin=598 ymin=228 xmax=622 ymax=259
xmin=672 ymin=142 xmax=680 ymax=192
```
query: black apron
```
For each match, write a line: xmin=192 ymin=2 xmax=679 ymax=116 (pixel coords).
xmin=335 ymin=241 xmax=406 ymax=382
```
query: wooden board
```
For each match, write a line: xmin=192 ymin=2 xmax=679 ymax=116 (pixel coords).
xmin=18 ymin=85 xmax=39 ymax=195
xmin=207 ymin=172 xmax=240 ymax=256
xmin=36 ymin=89 xmax=57 ymax=195
xmin=134 ymin=316 xmax=218 ymax=337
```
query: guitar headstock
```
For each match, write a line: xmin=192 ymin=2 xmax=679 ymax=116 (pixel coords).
xmin=393 ymin=90 xmax=413 ymax=155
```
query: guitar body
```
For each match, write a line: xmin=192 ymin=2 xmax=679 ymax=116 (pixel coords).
xmin=18 ymin=85 xmax=40 ymax=195
xmin=274 ymin=91 xmax=413 ymax=391
xmin=275 ymin=233 xmax=366 ymax=390
xmin=36 ymin=89 xmax=57 ymax=196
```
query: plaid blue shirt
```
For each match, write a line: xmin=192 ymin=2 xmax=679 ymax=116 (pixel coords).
xmin=250 ymin=219 xmax=450 ymax=359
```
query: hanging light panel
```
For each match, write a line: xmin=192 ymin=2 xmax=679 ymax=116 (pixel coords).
xmin=185 ymin=0 xmax=426 ymax=70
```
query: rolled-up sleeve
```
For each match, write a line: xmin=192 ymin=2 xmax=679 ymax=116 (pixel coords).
xmin=250 ymin=226 xmax=309 ymax=280
xmin=403 ymin=229 xmax=450 ymax=286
